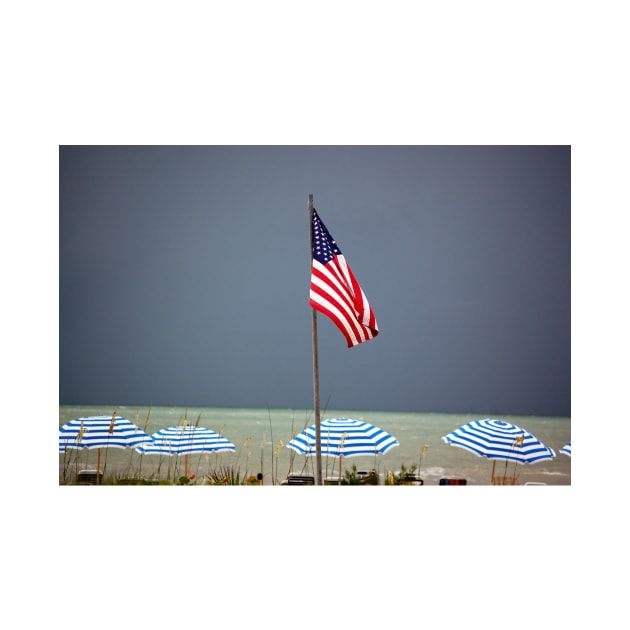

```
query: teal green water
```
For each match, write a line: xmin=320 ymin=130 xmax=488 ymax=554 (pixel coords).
xmin=59 ymin=405 xmax=571 ymax=485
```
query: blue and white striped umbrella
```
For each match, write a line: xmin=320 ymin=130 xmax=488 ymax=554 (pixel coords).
xmin=59 ymin=415 xmax=153 ymax=452
xmin=442 ymin=418 xmax=556 ymax=464
xmin=286 ymin=417 xmax=399 ymax=457
xmin=560 ymin=442 xmax=571 ymax=457
xmin=136 ymin=425 xmax=236 ymax=456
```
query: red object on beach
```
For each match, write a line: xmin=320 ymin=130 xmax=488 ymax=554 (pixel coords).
xmin=439 ymin=478 xmax=467 ymax=485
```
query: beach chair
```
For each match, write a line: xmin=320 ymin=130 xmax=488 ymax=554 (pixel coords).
xmin=401 ymin=472 xmax=424 ymax=485
xmin=283 ymin=473 xmax=315 ymax=485
xmin=76 ymin=469 xmax=103 ymax=485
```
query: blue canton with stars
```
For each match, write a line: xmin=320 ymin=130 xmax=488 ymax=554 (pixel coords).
xmin=312 ymin=210 xmax=343 ymax=265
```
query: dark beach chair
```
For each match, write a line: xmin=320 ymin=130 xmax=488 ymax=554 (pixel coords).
xmin=402 ymin=473 xmax=424 ymax=485
xmin=283 ymin=473 xmax=315 ymax=485
xmin=76 ymin=469 xmax=103 ymax=485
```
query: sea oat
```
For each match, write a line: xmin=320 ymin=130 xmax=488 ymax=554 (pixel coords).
xmin=108 ymin=409 xmax=117 ymax=433
xmin=339 ymin=432 xmax=348 ymax=456
xmin=142 ymin=405 xmax=152 ymax=432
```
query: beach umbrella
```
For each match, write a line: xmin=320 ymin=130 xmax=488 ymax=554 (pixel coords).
xmin=136 ymin=425 xmax=236 ymax=477
xmin=59 ymin=414 xmax=153 ymax=482
xmin=286 ymin=417 xmax=399 ymax=480
xmin=560 ymin=442 xmax=571 ymax=457
xmin=59 ymin=415 xmax=153 ymax=451
xmin=137 ymin=425 xmax=236 ymax=455
xmin=442 ymin=418 xmax=555 ymax=485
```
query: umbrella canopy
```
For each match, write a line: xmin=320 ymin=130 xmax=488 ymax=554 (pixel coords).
xmin=442 ymin=418 xmax=555 ymax=485
xmin=286 ymin=417 xmax=399 ymax=457
xmin=442 ymin=418 xmax=556 ymax=464
xmin=136 ymin=425 xmax=236 ymax=456
xmin=560 ymin=442 xmax=571 ymax=457
xmin=59 ymin=415 xmax=153 ymax=452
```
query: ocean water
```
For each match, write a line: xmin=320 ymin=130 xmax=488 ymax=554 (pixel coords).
xmin=58 ymin=405 xmax=571 ymax=485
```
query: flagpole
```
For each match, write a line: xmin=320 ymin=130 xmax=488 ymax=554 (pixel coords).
xmin=309 ymin=193 xmax=323 ymax=486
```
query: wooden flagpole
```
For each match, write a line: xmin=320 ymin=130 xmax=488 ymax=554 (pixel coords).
xmin=309 ymin=193 xmax=323 ymax=485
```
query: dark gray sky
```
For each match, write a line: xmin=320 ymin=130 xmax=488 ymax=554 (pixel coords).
xmin=59 ymin=145 xmax=570 ymax=416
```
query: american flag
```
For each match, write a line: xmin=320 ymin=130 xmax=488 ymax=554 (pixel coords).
xmin=309 ymin=209 xmax=379 ymax=347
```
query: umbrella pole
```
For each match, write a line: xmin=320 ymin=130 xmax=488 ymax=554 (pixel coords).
xmin=102 ymin=445 xmax=111 ymax=482
xmin=309 ymin=194 xmax=323 ymax=486
xmin=126 ymin=448 xmax=134 ymax=478
xmin=80 ymin=448 xmax=87 ymax=480
xmin=491 ymin=459 xmax=496 ymax=484
xmin=97 ymin=448 xmax=102 ymax=485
